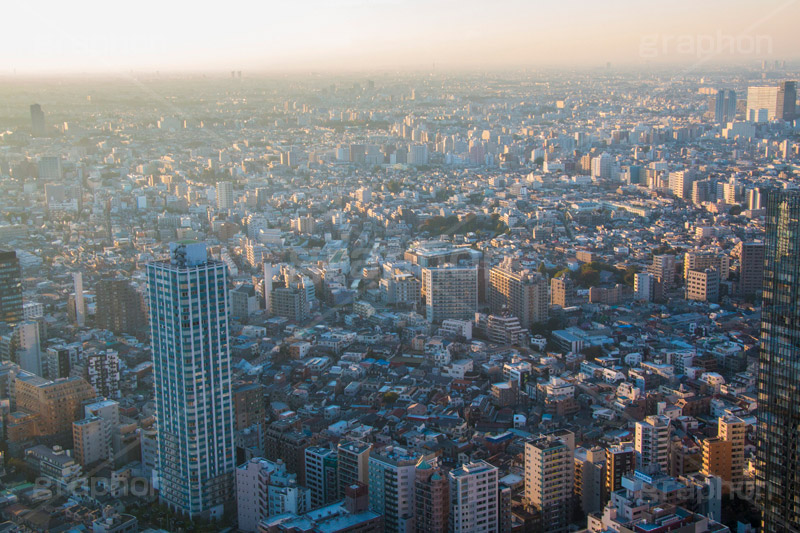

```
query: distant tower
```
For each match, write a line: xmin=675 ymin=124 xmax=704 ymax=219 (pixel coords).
xmin=30 ymin=104 xmax=45 ymax=136
xmin=73 ymin=272 xmax=85 ymax=327
xmin=0 ymin=250 xmax=23 ymax=326
xmin=16 ymin=320 xmax=42 ymax=376
xmin=217 ymin=181 xmax=234 ymax=210
xmin=147 ymin=242 xmax=235 ymax=518
xmin=263 ymin=263 xmax=275 ymax=315
xmin=714 ymin=89 xmax=737 ymax=124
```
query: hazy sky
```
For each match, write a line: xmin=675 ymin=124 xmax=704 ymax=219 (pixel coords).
xmin=4 ymin=0 xmax=799 ymax=74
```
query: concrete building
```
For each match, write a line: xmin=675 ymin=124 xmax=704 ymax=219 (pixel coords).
xmin=264 ymin=422 xmax=311 ymax=485
xmin=669 ymin=170 xmax=696 ymax=200
xmin=550 ymin=275 xmax=574 ymax=308
xmin=73 ymin=416 xmax=108 ymax=467
xmin=421 ymin=265 xmax=478 ymax=323
xmin=649 ymin=255 xmax=676 ymax=290
xmin=606 ymin=442 xmax=636 ymax=496
xmin=489 ymin=257 xmax=549 ymax=328
xmin=449 ymin=461 xmax=499 ymax=533
xmin=575 ymin=446 xmax=606 ymax=515
xmin=271 ymin=287 xmax=309 ymax=322
xmin=95 ymin=278 xmax=146 ymax=337
xmin=14 ymin=374 xmax=95 ymax=445
xmin=16 ymin=320 xmax=42 ymax=376
xmin=236 ymin=457 xmax=311 ymax=533
xmin=91 ymin=508 xmax=137 ymax=533
xmin=635 ymin=415 xmax=671 ymax=473
xmin=87 ymin=350 xmax=121 ymax=399
xmin=686 ymin=268 xmax=720 ymax=303
xmin=0 ymin=250 xmax=23 ymax=326
xmin=525 ymin=435 xmax=573 ymax=533
xmin=147 ymin=242 xmax=235 ymax=518
xmin=684 ymin=252 xmax=729 ymax=281
xmin=231 ymin=283 xmax=260 ymax=319
xmin=634 ymin=272 xmax=656 ymax=302
xmin=733 ymin=241 xmax=764 ymax=299
xmin=367 ymin=446 xmax=418 ymax=533
xmin=414 ymin=459 xmax=449 ymax=533
xmin=305 ymin=446 xmax=339 ymax=509
xmin=25 ymin=444 xmax=85 ymax=493
xmin=702 ymin=416 xmax=746 ymax=495
xmin=337 ymin=440 xmax=371 ymax=498
xmin=217 ymin=181 xmax=234 ymax=210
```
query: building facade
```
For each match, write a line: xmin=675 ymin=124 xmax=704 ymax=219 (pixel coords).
xmin=489 ymin=257 xmax=549 ymax=328
xmin=147 ymin=242 xmax=235 ymax=518
xmin=449 ymin=461 xmax=499 ymax=533
xmin=757 ymin=189 xmax=800 ymax=532
xmin=0 ymin=250 xmax=23 ymax=326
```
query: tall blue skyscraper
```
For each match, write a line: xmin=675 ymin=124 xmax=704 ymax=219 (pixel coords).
xmin=147 ymin=242 xmax=235 ymax=518
xmin=757 ymin=189 xmax=800 ymax=532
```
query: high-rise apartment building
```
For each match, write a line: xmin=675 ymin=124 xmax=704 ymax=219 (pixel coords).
xmin=95 ymin=278 xmax=147 ymax=337
xmin=574 ymin=446 xmax=606 ymax=515
xmin=236 ymin=457 xmax=311 ymax=532
xmin=147 ymin=242 xmax=235 ymax=518
xmin=337 ymin=440 xmax=371 ymax=498
xmin=702 ymin=416 xmax=746 ymax=496
xmin=550 ymin=275 xmax=574 ymax=307
xmin=305 ymin=446 xmax=338 ymax=509
xmin=605 ymin=442 xmax=636 ymax=496
xmin=668 ymin=169 xmax=697 ymax=200
xmin=264 ymin=421 xmax=311 ymax=484
xmin=733 ymin=241 xmax=765 ymax=299
xmin=0 ymin=250 xmax=23 ymax=326
xmin=414 ymin=459 xmax=449 ymax=533
xmin=634 ymin=272 xmax=656 ymax=302
xmin=757 ymin=189 xmax=800 ymax=533
xmin=648 ymin=255 xmax=676 ymax=289
xmin=14 ymin=374 xmax=95 ymax=445
xmin=684 ymin=251 xmax=730 ymax=281
xmin=635 ymin=415 xmax=671 ymax=473
xmin=525 ymin=436 xmax=573 ymax=533
xmin=368 ymin=447 xmax=418 ymax=533
xmin=685 ymin=268 xmax=720 ymax=303
xmin=216 ymin=181 xmax=234 ymax=210
xmin=421 ymin=265 xmax=478 ymax=323
xmin=489 ymin=257 xmax=549 ymax=328
xmin=72 ymin=416 xmax=108 ymax=467
xmin=449 ymin=461 xmax=499 ymax=533
xmin=16 ymin=320 xmax=42 ymax=376
xmin=43 ymin=346 xmax=72 ymax=380
xmin=87 ymin=350 xmax=121 ymax=399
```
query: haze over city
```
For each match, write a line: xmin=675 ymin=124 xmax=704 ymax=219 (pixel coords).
xmin=4 ymin=0 xmax=800 ymax=74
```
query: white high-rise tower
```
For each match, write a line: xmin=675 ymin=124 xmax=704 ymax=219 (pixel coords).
xmin=147 ymin=242 xmax=235 ymax=518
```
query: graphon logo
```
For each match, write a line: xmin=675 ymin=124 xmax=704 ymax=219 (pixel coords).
xmin=639 ymin=32 xmax=773 ymax=59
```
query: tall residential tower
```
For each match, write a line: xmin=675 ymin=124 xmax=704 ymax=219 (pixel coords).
xmin=147 ymin=242 xmax=235 ymax=518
